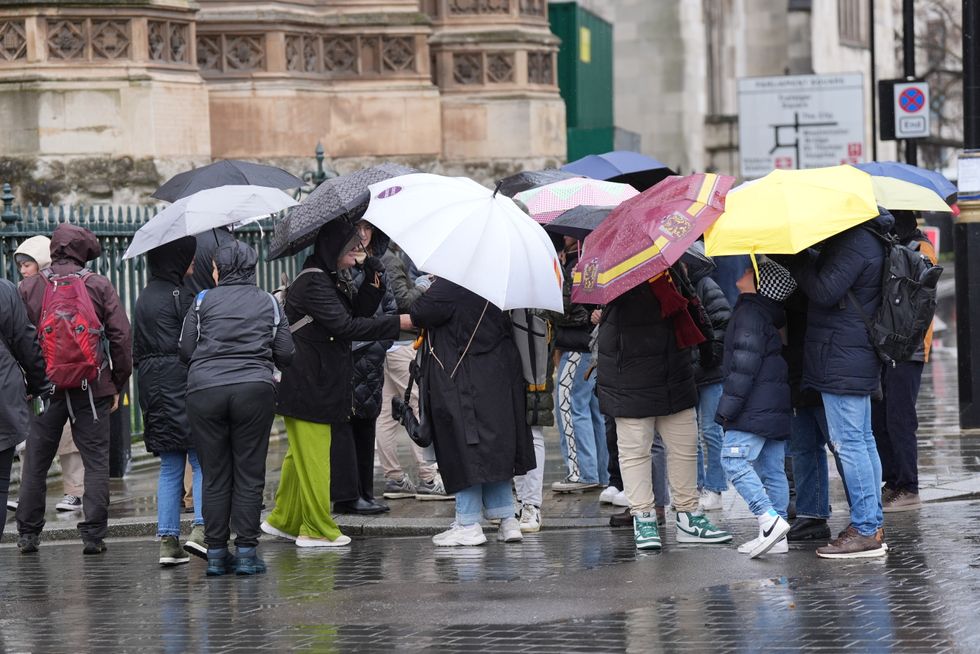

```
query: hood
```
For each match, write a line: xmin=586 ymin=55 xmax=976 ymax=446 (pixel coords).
xmin=891 ymin=209 xmax=919 ymax=242
xmin=14 ymin=235 xmax=52 ymax=271
xmin=147 ymin=236 xmax=197 ymax=286
xmin=215 ymin=240 xmax=258 ymax=286
xmin=307 ymin=219 xmax=359 ymax=273
xmin=680 ymin=241 xmax=715 ymax=283
xmin=50 ymin=224 xmax=101 ymax=265
xmin=364 ymin=223 xmax=390 ymax=258
xmin=868 ymin=207 xmax=896 ymax=235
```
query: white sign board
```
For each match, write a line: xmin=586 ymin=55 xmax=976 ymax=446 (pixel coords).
xmin=893 ymin=81 xmax=930 ymax=138
xmin=737 ymin=73 xmax=866 ymax=179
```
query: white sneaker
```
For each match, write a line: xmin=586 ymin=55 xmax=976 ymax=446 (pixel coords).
xmin=738 ymin=535 xmax=789 ymax=555
xmin=6 ymin=498 xmax=17 ymax=511
xmin=497 ymin=517 xmax=524 ymax=543
xmin=747 ymin=512 xmax=791 ymax=559
xmin=296 ymin=534 xmax=352 ymax=548
xmin=432 ymin=522 xmax=487 ymax=547
xmin=697 ymin=490 xmax=723 ymax=512
xmin=599 ymin=486 xmax=621 ymax=504
xmin=518 ymin=504 xmax=541 ymax=533
xmin=612 ymin=490 xmax=630 ymax=507
xmin=261 ymin=520 xmax=297 ymax=541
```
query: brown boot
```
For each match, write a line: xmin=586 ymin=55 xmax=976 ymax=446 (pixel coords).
xmin=883 ymin=489 xmax=921 ymax=513
xmin=817 ymin=526 xmax=886 ymax=559
xmin=609 ymin=508 xmax=632 ymax=528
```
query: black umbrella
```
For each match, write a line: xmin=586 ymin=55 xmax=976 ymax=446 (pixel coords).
xmin=544 ymin=205 xmax=615 ymax=241
xmin=268 ymin=163 xmax=416 ymax=260
xmin=153 ymin=160 xmax=304 ymax=202
xmin=495 ymin=169 xmax=582 ymax=198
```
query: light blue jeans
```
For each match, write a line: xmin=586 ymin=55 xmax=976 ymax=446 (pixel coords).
xmin=696 ymin=382 xmax=727 ymax=493
xmin=788 ymin=405 xmax=831 ymax=519
xmin=822 ymin=393 xmax=882 ymax=537
xmin=455 ymin=480 xmax=515 ymax=526
xmin=721 ymin=430 xmax=789 ymax=519
xmin=157 ymin=449 xmax=204 ymax=537
xmin=555 ymin=351 xmax=608 ymax=485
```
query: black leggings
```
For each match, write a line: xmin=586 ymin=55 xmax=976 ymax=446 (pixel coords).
xmin=0 ymin=446 xmax=14 ymax=540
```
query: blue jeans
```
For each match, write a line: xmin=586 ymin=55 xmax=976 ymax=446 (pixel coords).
xmin=696 ymin=383 xmax=727 ymax=493
xmin=721 ymin=430 xmax=789 ymax=519
xmin=822 ymin=393 xmax=882 ymax=537
xmin=455 ymin=480 xmax=515 ymax=526
xmin=555 ymin=351 xmax=608 ymax=485
xmin=157 ymin=449 xmax=204 ymax=537
xmin=788 ymin=406 xmax=831 ymax=519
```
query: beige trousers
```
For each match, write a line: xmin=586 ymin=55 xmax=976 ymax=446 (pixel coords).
xmin=375 ymin=344 xmax=438 ymax=482
xmin=20 ymin=423 xmax=84 ymax=497
xmin=616 ymin=408 xmax=699 ymax=514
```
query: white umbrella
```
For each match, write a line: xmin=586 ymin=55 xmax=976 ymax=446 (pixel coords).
xmin=124 ymin=185 xmax=299 ymax=259
xmin=363 ymin=173 xmax=564 ymax=312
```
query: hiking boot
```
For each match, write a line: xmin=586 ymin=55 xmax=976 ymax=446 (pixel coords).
xmin=183 ymin=524 xmax=207 ymax=560
xmin=738 ymin=535 xmax=788 ymax=555
xmin=816 ymin=526 xmax=886 ymax=559
xmin=83 ymin=539 xmax=107 ymax=555
xmin=432 ymin=523 xmax=486 ymax=547
xmin=159 ymin=536 xmax=190 ymax=566
xmin=383 ymin=476 xmax=417 ymax=500
xmin=497 ymin=517 xmax=524 ymax=543
xmin=18 ymin=533 xmax=39 ymax=554
xmin=746 ymin=512 xmax=791 ymax=559
xmin=837 ymin=523 xmax=889 ymax=550
xmin=633 ymin=512 xmax=662 ymax=550
xmin=261 ymin=520 xmax=297 ymax=542
xmin=518 ymin=504 xmax=541 ymax=533
xmin=787 ymin=517 xmax=831 ymax=541
xmin=551 ymin=476 xmax=600 ymax=493
xmin=599 ymin=486 xmax=621 ymax=504
xmin=296 ymin=534 xmax=352 ymax=548
xmin=675 ymin=511 xmax=733 ymax=544
xmin=697 ymin=490 xmax=723 ymax=512
xmin=206 ymin=548 xmax=238 ymax=576
xmin=416 ymin=476 xmax=453 ymax=501
xmin=234 ymin=547 xmax=267 ymax=575
xmin=883 ymin=489 xmax=921 ymax=513
xmin=56 ymin=494 xmax=82 ymax=512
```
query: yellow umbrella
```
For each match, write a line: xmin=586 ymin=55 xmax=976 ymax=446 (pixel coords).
xmin=704 ymin=165 xmax=880 ymax=256
xmin=869 ymin=176 xmax=952 ymax=213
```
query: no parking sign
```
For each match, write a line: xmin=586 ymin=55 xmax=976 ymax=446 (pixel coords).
xmin=893 ymin=81 xmax=930 ymax=138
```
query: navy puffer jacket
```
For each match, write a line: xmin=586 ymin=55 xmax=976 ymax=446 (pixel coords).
xmin=715 ymin=294 xmax=791 ymax=440
xmin=684 ymin=251 xmax=731 ymax=387
xmin=789 ymin=212 xmax=893 ymax=396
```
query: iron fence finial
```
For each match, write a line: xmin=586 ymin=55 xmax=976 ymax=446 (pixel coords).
xmin=1 ymin=182 xmax=19 ymax=227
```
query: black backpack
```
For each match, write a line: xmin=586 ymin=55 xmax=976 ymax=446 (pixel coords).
xmin=849 ymin=231 xmax=943 ymax=367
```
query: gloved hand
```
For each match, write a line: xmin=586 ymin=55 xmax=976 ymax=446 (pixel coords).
xmin=363 ymin=256 xmax=386 ymax=276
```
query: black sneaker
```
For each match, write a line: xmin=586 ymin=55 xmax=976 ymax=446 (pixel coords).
xmin=82 ymin=539 xmax=107 ymax=555
xmin=787 ymin=518 xmax=831 ymax=542
xmin=206 ymin=548 xmax=238 ymax=577
xmin=18 ymin=533 xmax=40 ymax=554
xmin=56 ymin=494 xmax=83 ymax=512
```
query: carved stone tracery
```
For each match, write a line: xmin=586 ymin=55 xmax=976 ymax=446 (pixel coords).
xmin=449 ymin=0 xmax=511 ymax=15
xmin=0 ymin=20 xmax=27 ymax=62
xmin=225 ymin=34 xmax=264 ymax=71
xmin=47 ymin=19 xmax=87 ymax=60
xmin=91 ymin=20 xmax=130 ymax=60
xmin=452 ymin=52 xmax=482 ymax=84
xmin=382 ymin=36 xmax=415 ymax=72
xmin=323 ymin=35 xmax=357 ymax=73
xmin=527 ymin=50 xmax=553 ymax=85
xmin=485 ymin=52 xmax=514 ymax=83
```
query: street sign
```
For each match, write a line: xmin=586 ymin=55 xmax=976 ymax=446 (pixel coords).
xmin=893 ymin=81 xmax=930 ymax=138
xmin=737 ymin=73 xmax=866 ymax=179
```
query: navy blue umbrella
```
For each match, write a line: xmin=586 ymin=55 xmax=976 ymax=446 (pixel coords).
xmin=853 ymin=161 xmax=957 ymax=204
xmin=562 ymin=151 xmax=675 ymax=191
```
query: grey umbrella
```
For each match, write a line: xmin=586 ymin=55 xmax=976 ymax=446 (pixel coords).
xmin=495 ymin=169 xmax=582 ymax=198
xmin=543 ymin=205 xmax=615 ymax=241
xmin=268 ymin=163 xmax=417 ymax=260
xmin=152 ymin=160 xmax=304 ymax=202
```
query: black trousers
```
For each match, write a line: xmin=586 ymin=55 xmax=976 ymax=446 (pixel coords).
xmin=605 ymin=414 xmax=623 ymax=491
xmin=330 ymin=416 xmax=378 ymax=503
xmin=872 ymin=361 xmax=925 ymax=493
xmin=1 ymin=446 xmax=14 ymax=540
xmin=187 ymin=382 xmax=275 ymax=549
xmin=17 ymin=392 xmax=111 ymax=541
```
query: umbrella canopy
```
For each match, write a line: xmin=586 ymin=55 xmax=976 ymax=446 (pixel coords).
xmin=152 ymin=160 xmax=303 ymax=202
xmin=562 ymin=151 xmax=675 ymax=191
xmin=544 ymin=205 xmax=615 ymax=241
xmin=853 ymin=161 xmax=957 ymax=203
xmin=268 ymin=163 xmax=416 ymax=259
xmin=869 ymin=175 xmax=952 ymax=213
xmin=124 ymin=185 xmax=298 ymax=259
xmin=703 ymin=165 xmax=880 ymax=257
xmin=362 ymin=173 xmax=563 ymax=312
xmin=495 ymin=169 xmax=582 ymax=197
xmin=571 ymin=173 xmax=734 ymax=305
xmin=514 ymin=178 xmax=639 ymax=224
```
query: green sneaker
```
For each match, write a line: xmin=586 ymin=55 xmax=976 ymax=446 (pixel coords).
xmin=159 ymin=536 xmax=190 ymax=566
xmin=183 ymin=524 xmax=207 ymax=560
xmin=675 ymin=511 xmax=733 ymax=544
xmin=633 ymin=512 xmax=662 ymax=550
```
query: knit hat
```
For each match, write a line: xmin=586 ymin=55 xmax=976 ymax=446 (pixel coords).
xmin=757 ymin=258 xmax=797 ymax=303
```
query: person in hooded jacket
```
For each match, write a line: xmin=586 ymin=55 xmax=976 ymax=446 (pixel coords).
xmin=184 ymin=228 xmax=236 ymax=295
xmin=263 ymin=219 xmax=407 ymax=548
xmin=787 ymin=210 xmax=893 ymax=559
xmin=134 ymin=236 xmax=206 ymax=567
xmin=179 ymin=241 xmax=294 ymax=576
xmin=9 ymin=235 xmax=86 ymax=515
xmin=0 ymin=278 xmax=50 ymax=541
xmin=16 ymin=224 xmax=133 ymax=556
xmin=409 ymin=278 xmax=536 ymax=547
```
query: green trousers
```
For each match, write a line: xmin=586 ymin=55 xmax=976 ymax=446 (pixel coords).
xmin=266 ymin=417 xmax=343 ymax=540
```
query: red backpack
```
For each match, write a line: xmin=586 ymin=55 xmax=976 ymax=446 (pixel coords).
xmin=38 ymin=270 xmax=106 ymax=391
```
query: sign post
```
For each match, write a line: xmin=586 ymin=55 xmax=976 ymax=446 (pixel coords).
xmin=893 ymin=81 xmax=930 ymax=139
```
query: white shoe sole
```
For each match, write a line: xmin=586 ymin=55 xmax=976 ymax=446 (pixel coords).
xmin=598 ymin=488 xmax=620 ymax=504
xmin=159 ymin=556 xmax=190 ymax=566
xmin=749 ymin=521 xmax=792 ymax=559
xmin=433 ymin=533 xmax=487 ymax=547
xmin=416 ymin=494 xmax=455 ymax=501
xmin=551 ymin=483 xmax=600 ymax=493
xmin=55 ymin=504 xmax=82 ymax=512
xmin=296 ymin=535 xmax=352 ymax=548
xmin=612 ymin=494 xmax=631 ymax=508
xmin=182 ymin=540 xmax=208 ymax=559
xmin=675 ymin=530 xmax=733 ymax=544
xmin=383 ymin=491 xmax=417 ymax=499
xmin=498 ymin=532 xmax=524 ymax=543
xmin=519 ymin=523 xmax=541 ymax=533
xmin=261 ymin=521 xmax=297 ymax=541
xmin=635 ymin=540 xmax=662 ymax=550
xmin=816 ymin=546 xmax=887 ymax=559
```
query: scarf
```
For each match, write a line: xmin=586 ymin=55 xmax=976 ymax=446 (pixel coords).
xmin=647 ymin=273 xmax=706 ymax=349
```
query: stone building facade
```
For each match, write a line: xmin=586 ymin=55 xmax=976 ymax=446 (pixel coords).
xmin=0 ymin=0 xmax=565 ymax=204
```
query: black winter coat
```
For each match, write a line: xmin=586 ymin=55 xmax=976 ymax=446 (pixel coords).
xmin=789 ymin=213 xmax=893 ymax=396
xmin=0 ymin=279 xmax=49 ymax=451
xmin=685 ymin=252 xmax=731 ymax=387
xmin=134 ymin=237 xmax=196 ymax=454
xmin=596 ymin=282 xmax=698 ymax=418
xmin=554 ymin=250 xmax=592 ymax=352
xmin=715 ymin=294 xmax=791 ymax=440
xmin=410 ymin=279 xmax=535 ymax=495
xmin=275 ymin=220 xmax=400 ymax=425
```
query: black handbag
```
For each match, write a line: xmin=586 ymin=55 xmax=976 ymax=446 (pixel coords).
xmin=391 ymin=340 xmax=431 ymax=448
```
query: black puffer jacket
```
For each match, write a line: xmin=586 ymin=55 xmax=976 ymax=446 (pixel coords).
xmin=596 ymin=282 xmax=698 ymax=418
xmin=554 ymin=248 xmax=592 ymax=352
xmin=715 ymin=294 xmax=791 ymax=440
xmin=0 ymin=279 xmax=49 ymax=452
xmin=275 ymin=220 xmax=400 ymax=425
xmin=684 ymin=246 xmax=731 ymax=387
xmin=789 ymin=212 xmax=893 ymax=396
xmin=134 ymin=237 xmax=197 ymax=454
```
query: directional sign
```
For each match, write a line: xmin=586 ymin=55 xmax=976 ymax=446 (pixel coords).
xmin=893 ymin=81 xmax=930 ymax=138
